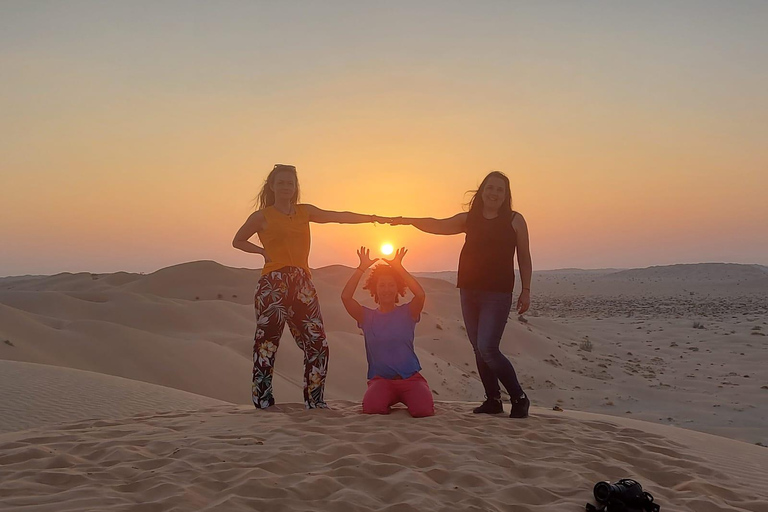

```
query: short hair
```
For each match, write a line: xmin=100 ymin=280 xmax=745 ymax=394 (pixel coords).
xmin=362 ymin=264 xmax=407 ymax=304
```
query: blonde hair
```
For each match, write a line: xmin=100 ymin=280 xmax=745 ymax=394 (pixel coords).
xmin=255 ymin=164 xmax=301 ymax=210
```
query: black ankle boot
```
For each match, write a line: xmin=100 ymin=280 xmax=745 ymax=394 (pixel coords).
xmin=473 ymin=397 xmax=504 ymax=414
xmin=509 ymin=393 xmax=530 ymax=418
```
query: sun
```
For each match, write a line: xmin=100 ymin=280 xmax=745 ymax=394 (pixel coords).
xmin=381 ymin=243 xmax=394 ymax=256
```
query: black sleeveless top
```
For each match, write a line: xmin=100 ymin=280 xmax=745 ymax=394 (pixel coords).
xmin=457 ymin=210 xmax=517 ymax=292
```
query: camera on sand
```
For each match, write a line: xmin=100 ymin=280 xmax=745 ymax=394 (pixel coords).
xmin=586 ymin=478 xmax=660 ymax=512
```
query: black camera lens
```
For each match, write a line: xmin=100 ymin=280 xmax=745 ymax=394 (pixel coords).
xmin=594 ymin=481 xmax=615 ymax=502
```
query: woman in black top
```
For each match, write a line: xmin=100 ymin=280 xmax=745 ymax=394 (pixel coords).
xmin=391 ymin=171 xmax=532 ymax=418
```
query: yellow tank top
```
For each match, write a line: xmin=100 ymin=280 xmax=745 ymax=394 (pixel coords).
xmin=258 ymin=204 xmax=312 ymax=276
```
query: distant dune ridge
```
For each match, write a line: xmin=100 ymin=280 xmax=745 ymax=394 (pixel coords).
xmin=604 ymin=263 xmax=768 ymax=282
xmin=419 ymin=262 xmax=768 ymax=292
xmin=1 ymin=261 xmax=767 ymax=511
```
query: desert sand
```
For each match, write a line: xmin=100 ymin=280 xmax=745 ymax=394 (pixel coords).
xmin=1 ymin=261 xmax=767 ymax=511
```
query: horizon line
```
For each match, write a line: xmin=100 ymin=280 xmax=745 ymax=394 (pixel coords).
xmin=2 ymin=260 xmax=767 ymax=280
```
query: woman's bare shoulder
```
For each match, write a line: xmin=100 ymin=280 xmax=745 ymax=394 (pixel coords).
xmin=246 ymin=209 xmax=268 ymax=229
xmin=511 ymin=210 xmax=527 ymax=225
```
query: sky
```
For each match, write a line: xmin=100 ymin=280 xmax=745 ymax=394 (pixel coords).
xmin=1 ymin=1 xmax=767 ymax=276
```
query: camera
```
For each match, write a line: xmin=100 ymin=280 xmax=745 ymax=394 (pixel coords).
xmin=586 ymin=478 xmax=660 ymax=512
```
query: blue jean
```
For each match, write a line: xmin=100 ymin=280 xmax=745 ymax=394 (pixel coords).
xmin=460 ymin=288 xmax=523 ymax=400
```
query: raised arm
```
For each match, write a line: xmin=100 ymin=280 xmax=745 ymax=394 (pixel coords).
xmin=384 ymin=248 xmax=426 ymax=321
xmin=391 ymin=213 xmax=467 ymax=235
xmin=513 ymin=213 xmax=532 ymax=314
xmin=341 ymin=247 xmax=379 ymax=325
xmin=304 ymin=204 xmax=383 ymax=225
xmin=232 ymin=211 xmax=270 ymax=262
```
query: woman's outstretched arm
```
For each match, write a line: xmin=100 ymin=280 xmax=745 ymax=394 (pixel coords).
xmin=232 ymin=211 xmax=270 ymax=262
xmin=391 ymin=213 xmax=467 ymax=235
xmin=384 ymin=248 xmax=426 ymax=321
xmin=341 ymin=247 xmax=379 ymax=325
xmin=304 ymin=204 xmax=386 ymax=225
xmin=513 ymin=213 xmax=532 ymax=314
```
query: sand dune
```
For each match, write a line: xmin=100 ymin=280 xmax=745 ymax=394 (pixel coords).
xmin=604 ymin=263 xmax=768 ymax=282
xmin=1 ymin=260 xmax=767 ymax=511
xmin=2 ymin=260 xmax=766 ymax=445
xmin=0 ymin=360 xmax=227 ymax=433
xmin=0 ymin=402 xmax=766 ymax=512
xmin=516 ymin=263 xmax=768 ymax=298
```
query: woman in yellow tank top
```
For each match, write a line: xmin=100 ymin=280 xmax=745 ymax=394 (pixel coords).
xmin=233 ymin=164 xmax=384 ymax=409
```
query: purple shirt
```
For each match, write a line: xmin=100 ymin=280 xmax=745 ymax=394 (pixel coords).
xmin=358 ymin=303 xmax=421 ymax=379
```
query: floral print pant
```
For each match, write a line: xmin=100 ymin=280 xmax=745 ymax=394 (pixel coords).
xmin=252 ymin=267 xmax=329 ymax=409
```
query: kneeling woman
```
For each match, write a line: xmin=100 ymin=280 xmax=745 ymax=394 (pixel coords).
xmin=341 ymin=247 xmax=434 ymax=418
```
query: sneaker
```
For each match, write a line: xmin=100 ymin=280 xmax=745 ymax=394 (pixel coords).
xmin=472 ymin=398 xmax=504 ymax=414
xmin=509 ymin=393 xmax=530 ymax=418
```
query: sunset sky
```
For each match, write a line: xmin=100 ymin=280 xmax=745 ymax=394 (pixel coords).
xmin=2 ymin=1 xmax=767 ymax=276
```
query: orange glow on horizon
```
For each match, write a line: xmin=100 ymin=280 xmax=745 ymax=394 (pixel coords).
xmin=2 ymin=3 xmax=768 ymax=276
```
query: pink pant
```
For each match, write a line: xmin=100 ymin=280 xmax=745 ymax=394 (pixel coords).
xmin=362 ymin=372 xmax=435 ymax=418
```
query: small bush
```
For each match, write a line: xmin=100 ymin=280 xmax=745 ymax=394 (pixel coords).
xmin=579 ymin=337 xmax=593 ymax=352
xmin=692 ymin=321 xmax=705 ymax=329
